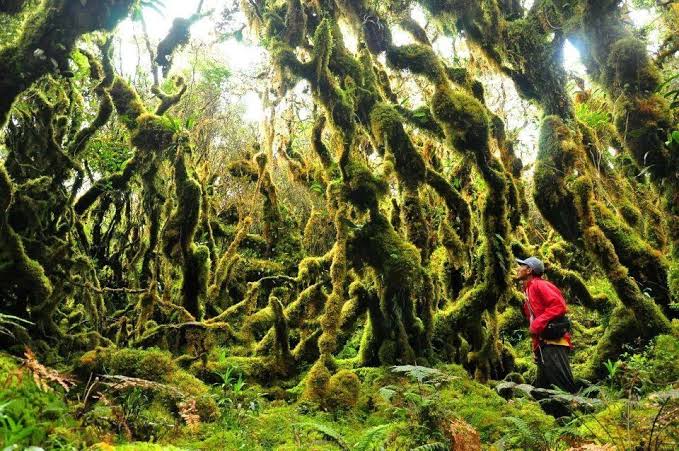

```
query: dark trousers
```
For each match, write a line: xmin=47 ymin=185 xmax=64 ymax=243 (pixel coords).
xmin=535 ymin=344 xmax=577 ymax=393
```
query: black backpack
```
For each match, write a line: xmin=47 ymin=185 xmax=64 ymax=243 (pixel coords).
xmin=541 ymin=315 xmax=572 ymax=340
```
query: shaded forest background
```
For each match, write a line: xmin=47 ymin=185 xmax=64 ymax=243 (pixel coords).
xmin=0 ymin=0 xmax=678 ymax=449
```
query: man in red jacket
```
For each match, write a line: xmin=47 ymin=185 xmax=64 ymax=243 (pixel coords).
xmin=516 ymin=256 xmax=577 ymax=393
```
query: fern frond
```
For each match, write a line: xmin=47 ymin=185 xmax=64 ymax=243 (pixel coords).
xmin=295 ymin=421 xmax=349 ymax=450
xmin=390 ymin=365 xmax=453 ymax=384
xmin=354 ymin=423 xmax=393 ymax=451
xmin=411 ymin=442 xmax=447 ymax=451
xmin=503 ymin=416 xmax=545 ymax=448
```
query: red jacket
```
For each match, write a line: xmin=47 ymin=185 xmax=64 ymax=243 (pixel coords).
xmin=522 ymin=276 xmax=572 ymax=350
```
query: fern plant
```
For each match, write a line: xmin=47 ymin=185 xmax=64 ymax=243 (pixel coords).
xmin=390 ymin=365 xmax=452 ymax=385
xmin=293 ymin=420 xmax=349 ymax=450
xmin=353 ymin=423 xmax=394 ymax=451
xmin=411 ymin=443 xmax=447 ymax=451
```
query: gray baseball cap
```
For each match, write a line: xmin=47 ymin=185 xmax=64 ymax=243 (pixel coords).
xmin=516 ymin=256 xmax=544 ymax=275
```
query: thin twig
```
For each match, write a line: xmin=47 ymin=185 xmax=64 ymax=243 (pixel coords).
xmin=70 ymin=281 xmax=147 ymax=294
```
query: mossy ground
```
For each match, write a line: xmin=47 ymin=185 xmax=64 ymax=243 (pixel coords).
xmin=3 ymin=328 xmax=677 ymax=450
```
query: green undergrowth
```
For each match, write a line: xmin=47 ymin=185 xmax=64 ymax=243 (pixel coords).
xmin=2 ymin=331 xmax=677 ymax=449
xmin=0 ymin=347 xmax=560 ymax=449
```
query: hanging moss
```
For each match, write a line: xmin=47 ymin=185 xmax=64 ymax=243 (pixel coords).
xmin=604 ymin=37 xmax=660 ymax=95
xmin=131 ymin=114 xmax=177 ymax=153
xmin=110 ymin=77 xmax=146 ymax=130
xmin=156 ymin=15 xmax=199 ymax=77
xmin=341 ymin=159 xmax=388 ymax=211
xmin=0 ymin=0 xmax=134 ymax=127
xmin=573 ymin=177 xmax=671 ymax=335
xmin=209 ymin=216 xmax=252 ymax=300
xmin=594 ymin=202 xmax=672 ymax=315
xmin=533 ymin=116 xmax=582 ymax=243
xmin=401 ymin=187 xmax=431 ymax=262
xmin=580 ymin=2 xmax=678 ymax=310
xmin=153 ymin=76 xmax=187 ymax=116
xmin=425 ymin=169 xmax=471 ymax=242
xmin=0 ymin=162 xmax=53 ymax=314
xmin=270 ymin=295 xmax=293 ymax=368
xmin=370 ymin=103 xmax=426 ymax=188
xmin=386 ymin=43 xmax=444 ymax=83
xmin=283 ymin=0 xmax=306 ymax=46
xmin=67 ymin=40 xmax=115 ymax=158
xmin=430 ymin=82 xmax=489 ymax=155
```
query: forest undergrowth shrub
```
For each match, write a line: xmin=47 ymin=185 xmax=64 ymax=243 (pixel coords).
xmin=0 ymin=353 xmax=81 ymax=449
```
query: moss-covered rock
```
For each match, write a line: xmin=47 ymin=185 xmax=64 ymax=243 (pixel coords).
xmin=77 ymin=346 xmax=178 ymax=380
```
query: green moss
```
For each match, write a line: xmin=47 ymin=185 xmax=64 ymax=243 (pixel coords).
xmin=646 ymin=334 xmax=679 ymax=385
xmin=78 ymin=346 xmax=177 ymax=380
xmin=430 ymin=83 xmax=489 ymax=153
xmin=183 ymin=244 xmax=211 ymax=319
xmin=341 ymin=159 xmax=388 ymax=211
xmin=577 ymin=399 xmax=662 ymax=446
xmin=0 ymin=352 xmax=19 ymax=380
xmin=131 ymin=114 xmax=177 ymax=152
xmin=533 ymin=116 xmax=582 ymax=242
xmin=0 ymin=0 xmax=134 ymax=127
xmin=156 ymin=16 xmax=197 ymax=76
xmin=303 ymin=356 xmax=332 ymax=402
xmin=370 ymin=103 xmax=426 ymax=188
xmin=111 ymin=444 xmax=186 ymax=450
xmin=325 ymin=369 xmax=360 ymax=409
xmin=348 ymin=212 xmax=425 ymax=364
xmin=110 ymin=77 xmax=146 ymax=129
xmin=613 ymin=95 xmax=673 ymax=180
xmin=604 ymin=37 xmax=660 ymax=94
xmin=0 ymin=164 xmax=53 ymax=308
xmin=594 ymin=202 xmax=671 ymax=311
xmin=434 ymin=364 xmax=556 ymax=443
xmin=227 ymin=159 xmax=259 ymax=181
xmin=386 ymin=43 xmax=444 ymax=82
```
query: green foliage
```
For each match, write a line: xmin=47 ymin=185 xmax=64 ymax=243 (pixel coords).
xmin=353 ymin=424 xmax=394 ymax=451
xmin=0 ymin=373 xmax=74 ymax=448
xmin=213 ymin=366 xmax=248 ymax=408
xmin=604 ymin=334 xmax=679 ymax=395
xmin=199 ymin=60 xmax=231 ymax=88
xmin=293 ymin=421 xmax=349 ymax=450
xmin=500 ymin=415 xmax=573 ymax=450
xmin=411 ymin=443 xmax=447 ymax=451
xmin=86 ymin=137 xmax=134 ymax=173
xmin=574 ymin=102 xmax=610 ymax=130
xmin=390 ymin=365 xmax=453 ymax=385
xmin=657 ymin=72 xmax=679 ymax=111
xmin=132 ymin=0 xmax=166 ymax=20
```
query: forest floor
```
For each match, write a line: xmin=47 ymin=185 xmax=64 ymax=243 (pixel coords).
xmin=1 ymin=306 xmax=678 ymax=451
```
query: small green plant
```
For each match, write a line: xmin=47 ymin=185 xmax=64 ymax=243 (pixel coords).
xmin=217 ymin=366 xmax=246 ymax=397
xmin=0 ymin=400 xmax=37 ymax=447
xmin=375 ymin=366 xmax=456 ymax=448
xmin=292 ymin=420 xmax=349 ymax=450
xmin=0 ymin=374 xmax=71 ymax=447
xmin=604 ymin=359 xmax=620 ymax=387
xmin=121 ymin=387 xmax=147 ymax=419
xmin=574 ymin=102 xmax=610 ymax=130
xmin=353 ymin=423 xmax=395 ymax=451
